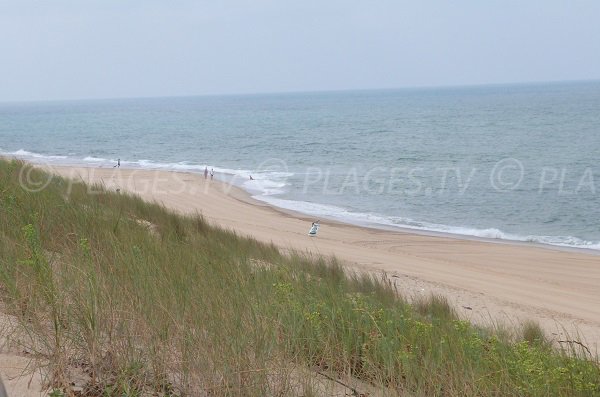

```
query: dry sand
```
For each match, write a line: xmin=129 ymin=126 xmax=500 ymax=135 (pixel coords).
xmin=3 ymin=162 xmax=598 ymax=394
xmin=0 ymin=310 xmax=46 ymax=397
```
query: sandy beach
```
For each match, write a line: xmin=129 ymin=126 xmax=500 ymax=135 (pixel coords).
xmin=28 ymin=164 xmax=600 ymax=351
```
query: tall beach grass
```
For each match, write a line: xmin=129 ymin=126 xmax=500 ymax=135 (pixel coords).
xmin=0 ymin=160 xmax=598 ymax=396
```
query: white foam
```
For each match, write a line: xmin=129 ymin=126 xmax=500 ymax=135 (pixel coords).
xmin=93 ymin=158 xmax=293 ymax=197
xmin=83 ymin=156 xmax=108 ymax=162
xmin=242 ymin=179 xmax=286 ymax=196
xmin=254 ymin=195 xmax=600 ymax=251
xmin=5 ymin=149 xmax=68 ymax=160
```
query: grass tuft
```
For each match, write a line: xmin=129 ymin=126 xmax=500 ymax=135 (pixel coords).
xmin=413 ymin=294 xmax=456 ymax=323
xmin=521 ymin=320 xmax=550 ymax=348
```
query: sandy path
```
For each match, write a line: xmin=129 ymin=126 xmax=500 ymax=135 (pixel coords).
xmin=0 ymin=311 xmax=46 ymax=397
xmin=0 ymin=354 xmax=45 ymax=397
xmin=38 ymin=165 xmax=600 ymax=352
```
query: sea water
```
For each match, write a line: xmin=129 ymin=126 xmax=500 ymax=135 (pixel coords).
xmin=2 ymin=81 xmax=600 ymax=250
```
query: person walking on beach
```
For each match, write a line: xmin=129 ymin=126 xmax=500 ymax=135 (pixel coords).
xmin=210 ymin=168 xmax=214 ymax=180
xmin=114 ymin=158 xmax=120 ymax=168
xmin=204 ymin=166 xmax=208 ymax=179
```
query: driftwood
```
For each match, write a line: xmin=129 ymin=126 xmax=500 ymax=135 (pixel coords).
xmin=316 ymin=370 xmax=364 ymax=397
xmin=557 ymin=339 xmax=592 ymax=355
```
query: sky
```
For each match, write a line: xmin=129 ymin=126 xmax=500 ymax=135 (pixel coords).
xmin=1 ymin=0 xmax=600 ymax=102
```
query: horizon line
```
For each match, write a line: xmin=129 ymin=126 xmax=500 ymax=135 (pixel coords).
xmin=2 ymin=77 xmax=599 ymax=105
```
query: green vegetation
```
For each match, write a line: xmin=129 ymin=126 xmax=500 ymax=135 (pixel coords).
xmin=0 ymin=159 xmax=598 ymax=396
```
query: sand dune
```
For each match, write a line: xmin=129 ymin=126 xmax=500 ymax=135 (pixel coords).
xmin=38 ymin=165 xmax=600 ymax=351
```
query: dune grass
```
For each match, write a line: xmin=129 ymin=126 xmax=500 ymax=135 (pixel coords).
xmin=0 ymin=159 xmax=599 ymax=396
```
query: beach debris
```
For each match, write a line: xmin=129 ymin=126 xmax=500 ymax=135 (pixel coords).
xmin=462 ymin=306 xmax=473 ymax=310
xmin=133 ymin=218 xmax=159 ymax=237
xmin=316 ymin=370 xmax=366 ymax=397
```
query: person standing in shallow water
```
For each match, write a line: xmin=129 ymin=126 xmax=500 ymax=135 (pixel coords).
xmin=210 ymin=168 xmax=214 ymax=180
xmin=204 ymin=166 xmax=208 ymax=179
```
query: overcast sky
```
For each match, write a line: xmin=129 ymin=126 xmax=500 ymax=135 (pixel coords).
xmin=1 ymin=1 xmax=599 ymax=102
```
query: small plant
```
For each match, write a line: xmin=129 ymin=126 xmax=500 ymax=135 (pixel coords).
xmin=49 ymin=389 xmax=65 ymax=397
xmin=521 ymin=320 xmax=549 ymax=347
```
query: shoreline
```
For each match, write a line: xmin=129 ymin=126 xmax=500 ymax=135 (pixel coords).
xmin=10 ymin=154 xmax=600 ymax=255
xmin=14 ymin=162 xmax=600 ymax=350
xmin=251 ymin=194 xmax=600 ymax=257
xmin=208 ymin=178 xmax=600 ymax=255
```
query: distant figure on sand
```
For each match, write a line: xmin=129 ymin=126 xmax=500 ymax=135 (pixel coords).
xmin=249 ymin=175 xmax=254 ymax=180
xmin=204 ymin=166 xmax=208 ymax=179
xmin=210 ymin=168 xmax=214 ymax=180
xmin=308 ymin=220 xmax=320 ymax=237
xmin=114 ymin=158 xmax=120 ymax=168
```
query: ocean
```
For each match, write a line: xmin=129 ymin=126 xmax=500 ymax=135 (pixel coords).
xmin=2 ymin=81 xmax=600 ymax=250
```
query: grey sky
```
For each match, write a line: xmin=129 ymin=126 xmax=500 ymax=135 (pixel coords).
xmin=1 ymin=1 xmax=599 ymax=101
